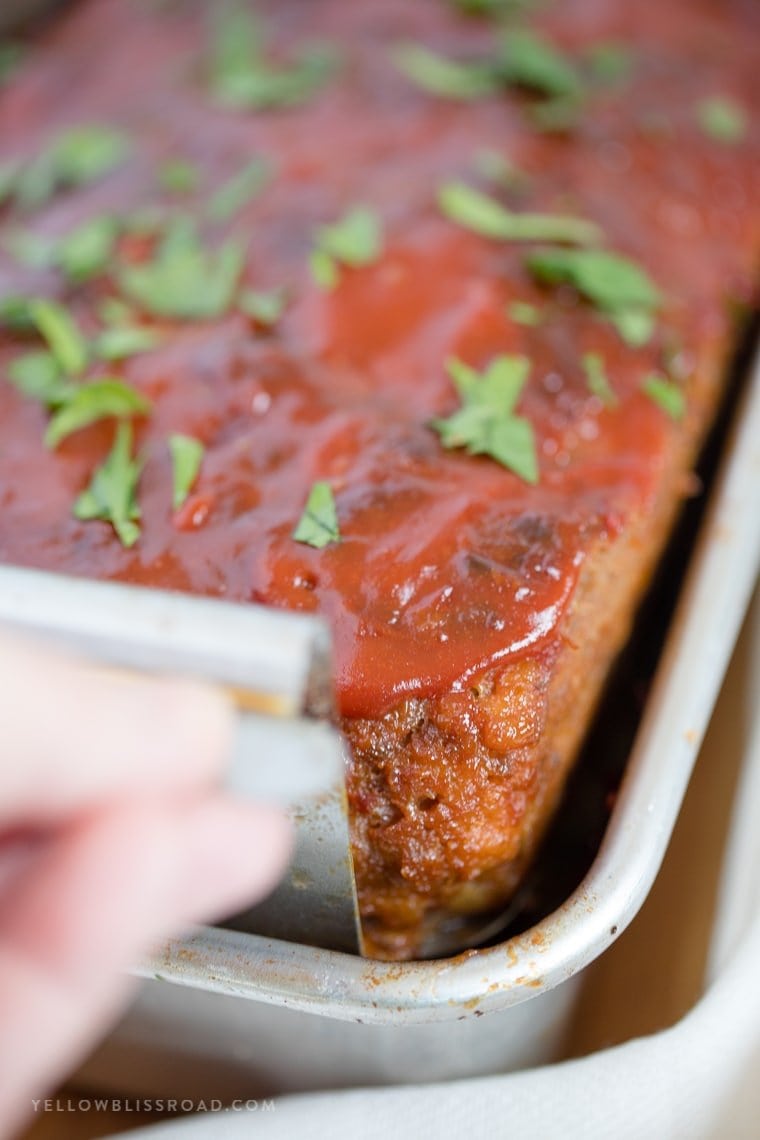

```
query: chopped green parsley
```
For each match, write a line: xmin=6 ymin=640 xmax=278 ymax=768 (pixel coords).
xmin=45 ymin=379 xmax=151 ymax=449
xmin=30 ymin=299 xmax=88 ymax=376
xmin=117 ymin=221 xmax=245 ymax=319
xmin=168 ymin=434 xmax=205 ymax=511
xmin=432 ymin=355 xmax=539 ymax=484
xmin=292 ymin=481 xmax=341 ymax=548
xmin=508 ymin=300 xmax=542 ymax=326
xmin=208 ymin=6 xmax=338 ymax=110
xmin=311 ymin=207 xmax=383 ymax=289
xmin=642 ymin=373 xmax=685 ymax=421
xmin=392 ymin=43 xmax=496 ymax=100
xmin=582 ymin=352 xmax=618 ymax=408
xmin=159 ymin=160 xmax=201 ymax=195
xmin=13 ymin=125 xmax=131 ymax=210
xmin=207 ymin=158 xmax=271 ymax=222
xmin=496 ymin=29 xmax=581 ymax=99
xmin=696 ymin=96 xmax=748 ymax=144
xmin=526 ymin=247 xmax=661 ymax=345
xmin=74 ymin=421 xmax=143 ymax=548
xmin=439 ymin=181 xmax=602 ymax=245
xmin=239 ymin=286 xmax=288 ymax=326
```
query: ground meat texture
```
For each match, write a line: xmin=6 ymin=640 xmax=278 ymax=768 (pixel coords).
xmin=0 ymin=0 xmax=757 ymax=958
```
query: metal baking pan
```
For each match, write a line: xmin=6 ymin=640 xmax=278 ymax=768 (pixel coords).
xmin=55 ymin=348 xmax=757 ymax=1096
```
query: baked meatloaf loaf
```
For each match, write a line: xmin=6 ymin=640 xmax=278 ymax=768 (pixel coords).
xmin=0 ymin=0 xmax=757 ymax=958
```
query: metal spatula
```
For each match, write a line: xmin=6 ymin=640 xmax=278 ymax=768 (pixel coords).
xmin=0 ymin=565 xmax=364 ymax=955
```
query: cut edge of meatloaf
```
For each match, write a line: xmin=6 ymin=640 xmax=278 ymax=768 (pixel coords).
xmin=345 ymin=339 xmax=727 ymax=961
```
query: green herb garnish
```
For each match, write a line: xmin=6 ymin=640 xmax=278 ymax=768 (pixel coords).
xmin=432 ymin=355 xmax=538 ymax=483
xmin=696 ymin=96 xmax=747 ymax=145
xmin=74 ymin=421 xmax=143 ymax=548
xmin=642 ymin=373 xmax=685 ymax=421
xmin=117 ymin=221 xmax=245 ymax=319
xmin=3 ymin=229 xmax=54 ymax=269
xmin=473 ymin=149 xmax=531 ymax=193
xmin=92 ymin=325 xmax=162 ymax=361
xmin=14 ymin=125 xmax=131 ymax=210
xmin=508 ymin=300 xmax=542 ymax=326
xmin=7 ymin=351 xmax=73 ymax=407
xmin=311 ymin=207 xmax=383 ymax=289
xmin=239 ymin=286 xmax=288 ymax=326
xmin=292 ymin=481 xmax=341 ymax=548
xmin=439 ymin=182 xmax=602 ymax=245
xmin=0 ymin=295 xmax=35 ymax=330
xmin=526 ymin=247 xmax=661 ymax=345
xmin=449 ymin=0 xmax=541 ymax=16
xmin=168 ymin=433 xmax=205 ymax=511
xmin=159 ymin=160 xmax=200 ymax=194
xmin=208 ymin=6 xmax=338 ymax=110
xmin=208 ymin=158 xmax=271 ymax=222
xmin=4 ymin=216 xmax=118 ymax=282
xmin=45 ymin=379 xmax=151 ymax=449
xmin=30 ymin=299 xmax=89 ymax=376
xmin=57 ymin=216 xmax=119 ymax=282
xmin=392 ymin=43 xmax=496 ymax=100
xmin=582 ymin=352 xmax=617 ymax=408
xmin=98 ymin=297 xmax=136 ymax=327
xmin=497 ymin=29 xmax=581 ymax=99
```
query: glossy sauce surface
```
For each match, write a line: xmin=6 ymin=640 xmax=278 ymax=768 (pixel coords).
xmin=0 ymin=0 xmax=757 ymax=717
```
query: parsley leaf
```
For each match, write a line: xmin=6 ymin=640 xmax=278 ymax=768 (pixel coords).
xmin=14 ymin=126 xmax=131 ymax=210
xmin=4 ymin=216 xmax=119 ymax=282
xmin=473 ymin=148 xmax=531 ymax=193
xmin=30 ymin=299 xmax=89 ymax=376
xmin=309 ymin=248 xmax=340 ymax=290
xmin=208 ymin=6 xmax=338 ymax=110
xmin=207 ymin=158 xmax=271 ymax=222
xmin=508 ymin=300 xmax=542 ymax=326
xmin=432 ymin=355 xmax=538 ymax=483
xmin=392 ymin=43 xmax=496 ymax=100
xmin=582 ymin=352 xmax=618 ymax=408
xmin=168 ymin=433 xmax=205 ymax=511
xmin=311 ymin=207 xmax=382 ymax=289
xmin=696 ymin=96 xmax=747 ymax=145
xmin=117 ymin=222 xmax=245 ymax=319
xmin=159 ymin=160 xmax=201 ymax=194
xmin=98 ymin=297 xmax=136 ymax=327
xmin=45 ymin=379 xmax=151 ymax=449
xmin=496 ymin=29 xmax=581 ymax=99
xmin=526 ymin=247 xmax=661 ymax=344
xmin=7 ymin=351 xmax=74 ymax=407
xmin=0 ymin=295 xmax=36 ymax=330
xmin=239 ymin=286 xmax=288 ymax=326
xmin=292 ymin=481 xmax=341 ymax=548
xmin=92 ymin=325 xmax=162 ymax=361
xmin=439 ymin=182 xmax=602 ymax=245
xmin=56 ymin=216 xmax=120 ymax=282
xmin=74 ymin=421 xmax=143 ymax=548
xmin=449 ymin=0 xmax=541 ymax=15
xmin=642 ymin=373 xmax=685 ymax=421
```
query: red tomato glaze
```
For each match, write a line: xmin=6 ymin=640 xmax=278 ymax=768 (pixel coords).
xmin=0 ymin=0 xmax=757 ymax=717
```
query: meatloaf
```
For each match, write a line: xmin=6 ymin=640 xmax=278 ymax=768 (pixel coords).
xmin=0 ymin=0 xmax=757 ymax=958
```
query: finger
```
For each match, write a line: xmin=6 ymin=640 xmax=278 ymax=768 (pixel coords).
xmin=0 ymin=795 xmax=291 ymax=1135
xmin=0 ymin=634 xmax=235 ymax=823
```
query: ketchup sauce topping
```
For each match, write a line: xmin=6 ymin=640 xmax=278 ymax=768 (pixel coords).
xmin=0 ymin=0 xmax=757 ymax=717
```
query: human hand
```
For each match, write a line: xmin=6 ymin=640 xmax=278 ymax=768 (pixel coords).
xmin=0 ymin=634 xmax=292 ymax=1137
